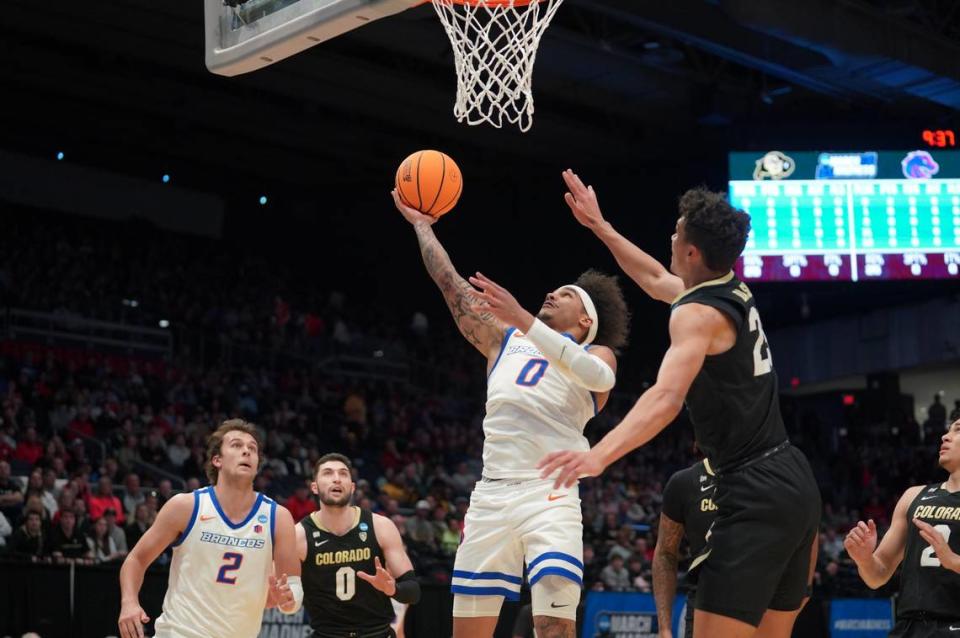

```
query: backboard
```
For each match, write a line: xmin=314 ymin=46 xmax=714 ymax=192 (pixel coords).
xmin=204 ymin=0 xmax=413 ymax=76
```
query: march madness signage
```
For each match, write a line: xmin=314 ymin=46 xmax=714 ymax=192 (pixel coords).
xmin=829 ymin=598 xmax=894 ymax=638
xmin=581 ymin=592 xmax=688 ymax=638
xmin=258 ymin=608 xmax=310 ymax=638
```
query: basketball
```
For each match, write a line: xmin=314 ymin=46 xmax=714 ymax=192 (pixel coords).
xmin=395 ymin=150 xmax=463 ymax=218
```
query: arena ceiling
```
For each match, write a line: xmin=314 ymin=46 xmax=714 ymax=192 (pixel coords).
xmin=2 ymin=0 xmax=960 ymax=190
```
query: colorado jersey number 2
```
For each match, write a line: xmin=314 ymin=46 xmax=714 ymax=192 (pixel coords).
xmin=748 ymin=307 xmax=772 ymax=376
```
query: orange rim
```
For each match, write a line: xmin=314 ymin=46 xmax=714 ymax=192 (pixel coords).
xmin=450 ymin=0 xmax=541 ymax=6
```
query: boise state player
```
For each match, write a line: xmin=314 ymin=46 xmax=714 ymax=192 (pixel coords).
xmin=393 ymin=190 xmax=630 ymax=638
xmin=845 ymin=418 xmax=960 ymax=638
xmin=118 ymin=420 xmax=301 ymax=638
xmin=541 ymin=172 xmax=821 ymax=638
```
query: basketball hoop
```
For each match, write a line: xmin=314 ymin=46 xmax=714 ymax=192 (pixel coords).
xmin=430 ymin=0 xmax=564 ymax=132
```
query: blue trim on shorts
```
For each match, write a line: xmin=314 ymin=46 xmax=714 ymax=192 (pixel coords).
xmin=529 ymin=566 xmax=583 ymax=587
xmin=452 ymin=570 xmax=523 ymax=585
xmin=171 ymin=489 xmax=201 ymax=548
xmin=451 ymin=585 xmax=521 ymax=601
xmin=527 ymin=551 xmax=584 ymax=572
xmin=487 ymin=327 xmax=516 ymax=379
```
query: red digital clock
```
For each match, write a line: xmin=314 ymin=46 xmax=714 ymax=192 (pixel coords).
xmin=922 ymin=129 xmax=956 ymax=147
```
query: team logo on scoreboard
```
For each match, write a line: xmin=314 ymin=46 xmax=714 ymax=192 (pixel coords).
xmin=815 ymin=152 xmax=877 ymax=179
xmin=901 ymin=150 xmax=940 ymax=179
xmin=753 ymin=151 xmax=795 ymax=180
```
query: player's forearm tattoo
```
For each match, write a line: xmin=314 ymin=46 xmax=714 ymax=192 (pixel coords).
xmin=414 ymin=223 xmax=499 ymax=349
xmin=533 ymin=616 xmax=575 ymax=638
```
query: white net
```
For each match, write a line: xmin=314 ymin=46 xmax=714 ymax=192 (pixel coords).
xmin=431 ymin=0 xmax=564 ymax=132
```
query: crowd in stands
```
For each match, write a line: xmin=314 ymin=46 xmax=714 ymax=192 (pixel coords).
xmin=1 ymin=207 xmax=958 ymax=601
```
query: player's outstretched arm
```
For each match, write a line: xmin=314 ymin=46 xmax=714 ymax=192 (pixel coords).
xmin=392 ymin=189 xmax=505 ymax=359
xmin=118 ymin=493 xmax=192 ymax=638
xmin=359 ymin=513 xmax=420 ymax=604
xmin=539 ymin=303 xmax=715 ymax=487
xmin=652 ymin=512 xmax=684 ymax=638
xmin=844 ymin=486 xmax=921 ymax=589
xmin=562 ymin=169 xmax=684 ymax=304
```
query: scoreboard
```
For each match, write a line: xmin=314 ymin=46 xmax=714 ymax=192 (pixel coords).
xmin=729 ymin=150 xmax=960 ymax=281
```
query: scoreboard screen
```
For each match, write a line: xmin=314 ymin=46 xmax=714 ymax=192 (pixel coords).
xmin=729 ymin=150 xmax=960 ymax=281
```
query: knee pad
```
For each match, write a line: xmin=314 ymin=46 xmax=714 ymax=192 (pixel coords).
xmin=452 ymin=594 xmax=504 ymax=618
xmin=531 ymin=574 xmax=581 ymax=621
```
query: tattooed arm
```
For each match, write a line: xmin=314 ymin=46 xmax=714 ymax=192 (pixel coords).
xmin=652 ymin=513 xmax=685 ymax=638
xmin=393 ymin=190 xmax=505 ymax=360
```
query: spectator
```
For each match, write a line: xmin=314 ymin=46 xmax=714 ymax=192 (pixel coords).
xmin=439 ymin=517 xmax=460 ymax=557
xmin=928 ymin=394 xmax=946 ymax=431
xmin=283 ymin=483 xmax=317 ymax=523
xmin=125 ymin=503 xmax=153 ymax=548
xmin=600 ymin=555 xmax=630 ymax=592
xmin=10 ymin=510 xmax=47 ymax=560
xmin=0 ymin=510 xmax=11 ymax=548
xmin=407 ymin=500 xmax=437 ymax=551
xmin=27 ymin=469 xmax=57 ymax=519
xmin=49 ymin=509 xmax=90 ymax=563
xmin=166 ymin=433 xmax=190 ymax=469
xmin=821 ymin=527 xmax=844 ymax=563
xmin=103 ymin=507 xmax=128 ymax=556
xmin=156 ymin=479 xmax=174 ymax=507
xmin=13 ymin=427 xmax=44 ymax=466
xmin=607 ymin=525 xmax=635 ymax=561
xmin=73 ymin=497 xmax=91 ymax=536
xmin=0 ymin=460 xmax=24 ymax=524
xmin=87 ymin=515 xmax=123 ymax=563
xmin=628 ymin=556 xmax=650 ymax=592
xmin=86 ymin=476 xmax=125 ymax=524
xmin=121 ymin=473 xmax=145 ymax=521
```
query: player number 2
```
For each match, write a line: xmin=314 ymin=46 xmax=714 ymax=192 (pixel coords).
xmin=336 ymin=565 xmax=356 ymax=601
xmin=516 ymin=358 xmax=549 ymax=386
xmin=216 ymin=552 xmax=243 ymax=584
xmin=748 ymin=307 xmax=772 ymax=376
xmin=920 ymin=524 xmax=952 ymax=567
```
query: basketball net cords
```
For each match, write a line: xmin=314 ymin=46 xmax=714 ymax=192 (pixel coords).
xmin=431 ymin=0 xmax=564 ymax=132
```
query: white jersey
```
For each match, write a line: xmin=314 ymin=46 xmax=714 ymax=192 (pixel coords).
xmin=482 ymin=328 xmax=598 ymax=479
xmin=154 ymin=487 xmax=276 ymax=638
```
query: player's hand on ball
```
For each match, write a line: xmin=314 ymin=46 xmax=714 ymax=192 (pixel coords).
xmin=914 ymin=518 xmax=960 ymax=572
xmin=468 ymin=272 xmax=535 ymax=332
xmin=118 ymin=600 xmax=150 ymax=638
xmin=562 ymin=169 xmax=605 ymax=230
xmin=269 ymin=573 xmax=296 ymax=612
xmin=538 ymin=449 xmax=605 ymax=489
xmin=392 ymin=189 xmax=437 ymax=227
xmin=358 ymin=556 xmax=396 ymax=596
xmin=843 ymin=519 xmax=878 ymax=564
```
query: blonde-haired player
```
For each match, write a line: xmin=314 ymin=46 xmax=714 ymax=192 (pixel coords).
xmin=394 ymin=190 xmax=631 ymax=638
xmin=118 ymin=420 xmax=301 ymax=638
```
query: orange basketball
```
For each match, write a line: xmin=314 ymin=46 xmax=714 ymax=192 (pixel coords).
xmin=395 ymin=150 xmax=463 ymax=218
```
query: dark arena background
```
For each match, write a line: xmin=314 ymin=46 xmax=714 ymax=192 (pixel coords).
xmin=2 ymin=1 xmax=960 ymax=637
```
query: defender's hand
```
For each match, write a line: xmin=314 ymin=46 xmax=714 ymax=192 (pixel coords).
xmin=843 ymin=520 xmax=878 ymax=564
xmin=538 ymin=449 xmax=605 ymax=489
xmin=358 ymin=557 xmax=396 ymax=596
xmin=269 ymin=573 xmax=296 ymax=612
xmin=562 ymin=169 xmax=606 ymax=230
xmin=914 ymin=518 xmax=960 ymax=573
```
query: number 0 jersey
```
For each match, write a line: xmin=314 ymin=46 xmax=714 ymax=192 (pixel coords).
xmin=300 ymin=507 xmax=395 ymax=636
xmin=154 ymin=487 xmax=276 ymax=638
xmin=482 ymin=327 xmax=598 ymax=479
xmin=671 ymin=272 xmax=788 ymax=470
xmin=898 ymin=483 xmax=960 ymax=620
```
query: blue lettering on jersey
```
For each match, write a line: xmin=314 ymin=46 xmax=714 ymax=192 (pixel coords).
xmin=200 ymin=531 xmax=266 ymax=549
xmin=505 ymin=344 xmax=542 ymax=357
